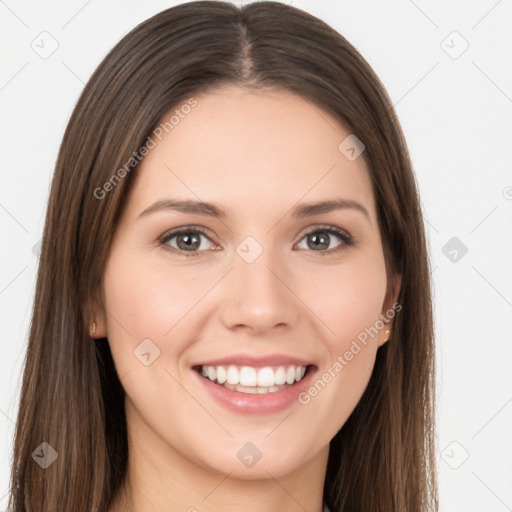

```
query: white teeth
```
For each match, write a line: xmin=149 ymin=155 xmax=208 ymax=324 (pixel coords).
xmin=274 ymin=366 xmax=286 ymax=385
xmin=226 ymin=365 xmax=239 ymax=385
xmin=257 ymin=367 xmax=275 ymax=387
xmin=216 ymin=366 xmax=227 ymax=384
xmin=235 ymin=384 xmax=259 ymax=394
xmin=239 ymin=366 xmax=257 ymax=386
xmin=199 ymin=363 xmax=308 ymax=393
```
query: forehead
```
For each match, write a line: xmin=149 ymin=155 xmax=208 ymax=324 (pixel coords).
xmin=128 ymin=85 xmax=376 ymax=223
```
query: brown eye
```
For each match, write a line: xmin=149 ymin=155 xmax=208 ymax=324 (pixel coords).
xmin=305 ymin=231 xmax=330 ymax=250
xmin=175 ymin=232 xmax=202 ymax=251
xmin=296 ymin=226 xmax=353 ymax=254
xmin=160 ymin=227 xmax=216 ymax=255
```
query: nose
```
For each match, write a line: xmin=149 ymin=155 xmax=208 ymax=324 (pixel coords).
xmin=219 ymin=249 xmax=301 ymax=335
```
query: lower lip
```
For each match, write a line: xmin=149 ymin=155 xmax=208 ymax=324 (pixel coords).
xmin=192 ymin=367 xmax=316 ymax=414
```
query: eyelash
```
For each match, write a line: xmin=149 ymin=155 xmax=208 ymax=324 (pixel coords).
xmin=158 ymin=224 xmax=354 ymax=258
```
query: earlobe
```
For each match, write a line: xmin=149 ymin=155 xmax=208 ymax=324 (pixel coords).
xmin=89 ymin=295 xmax=107 ymax=339
xmin=378 ymin=273 xmax=402 ymax=347
xmin=377 ymin=328 xmax=391 ymax=348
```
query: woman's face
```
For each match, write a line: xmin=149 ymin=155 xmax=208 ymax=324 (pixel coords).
xmin=95 ymin=85 xmax=399 ymax=480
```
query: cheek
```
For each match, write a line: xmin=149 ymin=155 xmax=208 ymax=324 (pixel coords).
xmin=298 ymin=255 xmax=387 ymax=351
xmin=102 ymin=251 xmax=212 ymax=365
xmin=293 ymin=256 xmax=387 ymax=432
xmin=105 ymin=250 xmax=209 ymax=339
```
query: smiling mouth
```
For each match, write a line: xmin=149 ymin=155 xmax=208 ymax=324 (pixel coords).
xmin=194 ymin=364 xmax=313 ymax=394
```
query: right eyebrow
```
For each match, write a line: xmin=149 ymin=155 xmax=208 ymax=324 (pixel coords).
xmin=138 ymin=199 xmax=226 ymax=219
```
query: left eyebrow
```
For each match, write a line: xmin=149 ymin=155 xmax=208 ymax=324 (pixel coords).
xmin=291 ymin=198 xmax=370 ymax=222
xmin=137 ymin=197 xmax=370 ymax=222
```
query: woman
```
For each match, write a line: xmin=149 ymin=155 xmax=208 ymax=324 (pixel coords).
xmin=8 ymin=2 xmax=437 ymax=511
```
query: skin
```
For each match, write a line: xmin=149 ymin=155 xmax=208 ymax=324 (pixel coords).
xmin=92 ymin=84 xmax=401 ymax=512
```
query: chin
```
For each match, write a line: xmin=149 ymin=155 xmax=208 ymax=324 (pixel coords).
xmin=187 ymin=436 xmax=317 ymax=481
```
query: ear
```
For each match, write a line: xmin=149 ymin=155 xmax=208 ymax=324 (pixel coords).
xmin=377 ymin=273 xmax=402 ymax=348
xmin=88 ymin=291 xmax=108 ymax=339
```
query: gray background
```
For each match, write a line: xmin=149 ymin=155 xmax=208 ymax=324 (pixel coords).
xmin=1 ymin=0 xmax=511 ymax=510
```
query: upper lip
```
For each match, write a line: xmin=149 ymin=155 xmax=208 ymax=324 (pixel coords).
xmin=192 ymin=354 xmax=314 ymax=368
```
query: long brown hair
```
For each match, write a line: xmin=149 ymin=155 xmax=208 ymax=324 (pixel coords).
xmin=8 ymin=2 xmax=437 ymax=511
